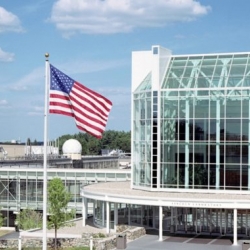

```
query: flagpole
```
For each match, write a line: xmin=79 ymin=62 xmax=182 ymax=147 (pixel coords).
xmin=43 ymin=53 xmax=49 ymax=250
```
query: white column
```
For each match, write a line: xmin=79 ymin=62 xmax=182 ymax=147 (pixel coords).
xmin=114 ymin=203 xmax=118 ymax=232
xmin=106 ymin=201 xmax=110 ymax=234
xmin=159 ymin=206 xmax=163 ymax=241
xmin=216 ymin=99 xmax=220 ymax=189
xmin=18 ymin=236 xmax=21 ymax=250
xmin=185 ymin=99 xmax=190 ymax=188
xmin=90 ymin=236 xmax=93 ymax=250
xmin=157 ymin=81 xmax=161 ymax=190
xmin=233 ymin=208 xmax=237 ymax=245
xmin=82 ymin=197 xmax=86 ymax=227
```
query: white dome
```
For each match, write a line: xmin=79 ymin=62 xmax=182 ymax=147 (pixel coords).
xmin=62 ymin=139 xmax=82 ymax=154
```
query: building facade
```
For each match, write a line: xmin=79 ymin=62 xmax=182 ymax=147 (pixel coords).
xmin=132 ymin=46 xmax=250 ymax=191
xmin=0 ymin=155 xmax=127 ymax=227
xmin=82 ymin=46 xmax=250 ymax=246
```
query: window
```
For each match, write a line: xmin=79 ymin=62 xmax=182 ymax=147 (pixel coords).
xmin=153 ymin=47 xmax=158 ymax=55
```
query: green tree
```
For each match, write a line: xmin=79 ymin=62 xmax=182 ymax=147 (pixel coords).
xmin=48 ymin=177 xmax=75 ymax=250
xmin=16 ymin=208 xmax=42 ymax=230
xmin=58 ymin=129 xmax=131 ymax=155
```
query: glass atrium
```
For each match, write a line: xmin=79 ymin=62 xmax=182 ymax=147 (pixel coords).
xmin=133 ymin=52 xmax=250 ymax=191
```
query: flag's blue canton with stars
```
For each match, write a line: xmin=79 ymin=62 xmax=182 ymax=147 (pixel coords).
xmin=49 ymin=64 xmax=113 ymax=139
xmin=50 ymin=66 xmax=74 ymax=94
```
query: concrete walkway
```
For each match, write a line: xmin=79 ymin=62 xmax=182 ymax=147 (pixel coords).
xmin=48 ymin=219 xmax=244 ymax=250
xmin=125 ymin=234 xmax=245 ymax=250
xmin=1 ymin=219 xmax=249 ymax=250
xmin=0 ymin=217 xmax=108 ymax=240
xmin=34 ymin=217 xmax=108 ymax=238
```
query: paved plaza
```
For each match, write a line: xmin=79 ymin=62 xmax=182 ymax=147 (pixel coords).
xmin=125 ymin=233 xmax=246 ymax=250
xmin=1 ymin=218 xmax=250 ymax=250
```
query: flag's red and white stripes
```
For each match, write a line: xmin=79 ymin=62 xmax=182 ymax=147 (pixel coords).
xmin=49 ymin=80 xmax=112 ymax=139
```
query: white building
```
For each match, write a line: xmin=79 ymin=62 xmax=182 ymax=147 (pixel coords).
xmin=81 ymin=45 xmax=250 ymax=245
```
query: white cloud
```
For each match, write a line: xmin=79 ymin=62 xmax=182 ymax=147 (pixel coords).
xmin=0 ymin=99 xmax=11 ymax=109
xmin=27 ymin=112 xmax=42 ymax=116
xmin=0 ymin=100 xmax=8 ymax=105
xmin=0 ymin=48 xmax=14 ymax=62
xmin=22 ymin=0 xmax=51 ymax=14
xmin=28 ymin=106 xmax=44 ymax=116
xmin=8 ymin=67 xmax=43 ymax=91
xmin=50 ymin=0 xmax=211 ymax=36
xmin=57 ymin=58 xmax=127 ymax=75
xmin=5 ymin=57 xmax=126 ymax=92
xmin=0 ymin=7 xmax=23 ymax=33
xmin=174 ymin=34 xmax=186 ymax=39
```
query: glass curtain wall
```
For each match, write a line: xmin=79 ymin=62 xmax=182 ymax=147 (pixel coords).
xmin=0 ymin=170 xmax=85 ymax=226
xmin=133 ymin=73 xmax=152 ymax=187
xmin=161 ymin=53 xmax=250 ymax=190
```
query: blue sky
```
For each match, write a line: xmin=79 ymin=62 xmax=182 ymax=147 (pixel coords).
xmin=0 ymin=0 xmax=250 ymax=143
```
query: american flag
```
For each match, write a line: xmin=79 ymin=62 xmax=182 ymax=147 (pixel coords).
xmin=49 ymin=64 xmax=112 ymax=139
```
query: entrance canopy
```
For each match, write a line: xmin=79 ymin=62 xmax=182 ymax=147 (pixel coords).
xmin=82 ymin=181 xmax=250 ymax=209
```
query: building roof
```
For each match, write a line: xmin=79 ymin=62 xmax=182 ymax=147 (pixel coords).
xmin=82 ymin=181 xmax=250 ymax=209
